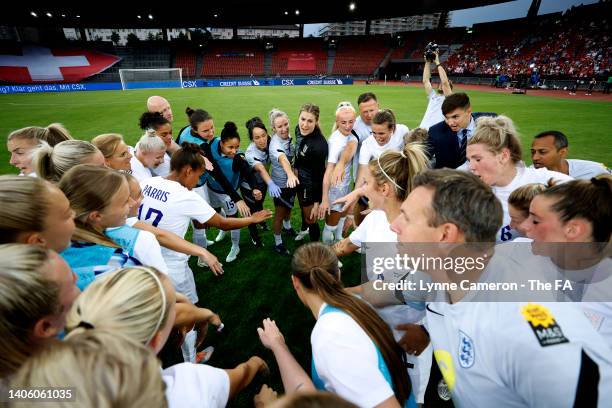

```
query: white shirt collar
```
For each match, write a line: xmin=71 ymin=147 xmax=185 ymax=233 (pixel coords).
xmin=460 ymin=116 xmax=475 ymax=136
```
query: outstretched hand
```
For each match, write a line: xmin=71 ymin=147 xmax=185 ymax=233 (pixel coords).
xmin=257 ymin=318 xmax=286 ymax=351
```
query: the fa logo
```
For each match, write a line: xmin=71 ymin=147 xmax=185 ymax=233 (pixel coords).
xmin=458 ymin=331 xmax=475 ymax=368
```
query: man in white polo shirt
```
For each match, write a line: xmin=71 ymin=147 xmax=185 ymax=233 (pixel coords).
xmin=531 ymin=130 xmax=610 ymax=180
xmin=390 ymin=169 xmax=612 ymax=407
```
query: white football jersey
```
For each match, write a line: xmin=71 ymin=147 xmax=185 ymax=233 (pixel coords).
xmin=130 ymin=155 xmax=154 ymax=182
xmin=151 ymin=152 xmax=171 ymax=177
xmin=358 ymin=124 xmax=409 ymax=165
xmin=493 ymin=166 xmax=572 ymax=243
xmin=426 ymin=299 xmax=612 ymax=407
xmin=350 ymin=209 xmax=425 ymax=330
xmin=139 ymin=177 xmax=216 ymax=267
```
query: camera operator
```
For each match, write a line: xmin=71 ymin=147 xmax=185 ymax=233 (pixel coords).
xmin=419 ymin=45 xmax=453 ymax=130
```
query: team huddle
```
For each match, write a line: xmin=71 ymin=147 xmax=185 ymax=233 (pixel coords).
xmin=1 ymin=65 xmax=611 ymax=408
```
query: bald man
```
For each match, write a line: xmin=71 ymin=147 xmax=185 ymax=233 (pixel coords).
xmin=147 ymin=95 xmax=174 ymax=123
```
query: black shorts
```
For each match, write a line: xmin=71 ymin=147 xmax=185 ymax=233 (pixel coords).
xmin=297 ymin=183 xmax=317 ymax=208
xmin=273 ymin=187 xmax=296 ymax=209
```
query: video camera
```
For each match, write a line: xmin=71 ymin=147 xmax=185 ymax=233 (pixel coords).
xmin=424 ymin=42 xmax=439 ymax=63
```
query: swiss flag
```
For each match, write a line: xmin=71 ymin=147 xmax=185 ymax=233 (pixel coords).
xmin=0 ymin=46 xmax=121 ymax=83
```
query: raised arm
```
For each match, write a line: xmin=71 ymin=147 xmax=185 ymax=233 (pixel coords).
xmin=422 ymin=58 xmax=433 ymax=96
xmin=435 ymin=52 xmax=453 ymax=97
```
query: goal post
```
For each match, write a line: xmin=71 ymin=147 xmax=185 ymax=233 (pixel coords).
xmin=118 ymin=68 xmax=183 ymax=90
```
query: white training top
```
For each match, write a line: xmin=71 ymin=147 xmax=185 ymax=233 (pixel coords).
xmin=425 ymin=300 xmax=612 ymax=407
xmin=151 ymin=152 xmax=171 ymax=177
xmin=130 ymin=154 xmax=154 ymax=182
xmin=352 ymin=116 xmax=372 ymax=143
xmin=492 ymin=166 xmax=572 ymax=243
xmin=163 ymin=362 xmax=230 ymax=408
xmin=105 ymin=226 xmax=168 ymax=275
xmin=327 ymin=129 xmax=357 ymax=190
xmin=348 ymin=209 xmax=396 ymax=249
xmin=528 ymin=160 xmax=610 ymax=181
xmin=269 ymin=134 xmax=294 ymax=187
xmin=419 ymin=90 xmax=446 ymax=130
xmin=311 ymin=303 xmax=395 ymax=407
xmin=532 ymin=254 xmax=612 ymax=348
xmin=138 ymin=177 xmax=216 ymax=268
xmin=567 ymin=159 xmax=610 ymax=179
xmin=349 ymin=209 xmax=425 ymax=332
xmin=358 ymin=124 xmax=409 ymax=165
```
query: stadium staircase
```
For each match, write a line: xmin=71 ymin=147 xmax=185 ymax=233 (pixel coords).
xmin=326 ymin=48 xmax=335 ymax=75
xmin=264 ymin=50 xmax=273 ymax=76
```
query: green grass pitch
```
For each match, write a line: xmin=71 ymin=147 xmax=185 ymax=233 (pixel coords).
xmin=0 ymin=85 xmax=610 ymax=405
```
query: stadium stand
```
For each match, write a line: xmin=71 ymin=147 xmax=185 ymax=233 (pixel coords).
xmin=271 ymin=39 xmax=327 ymax=76
xmin=200 ymin=40 xmax=264 ymax=77
xmin=174 ymin=49 xmax=197 ymax=78
xmin=332 ymin=36 xmax=389 ymax=75
xmin=0 ymin=2 xmax=608 ymax=84
xmin=445 ymin=3 xmax=611 ymax=77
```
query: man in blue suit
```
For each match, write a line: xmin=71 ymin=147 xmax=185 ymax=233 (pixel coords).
xmin=427 ymin=92 xmax=496 ymax=169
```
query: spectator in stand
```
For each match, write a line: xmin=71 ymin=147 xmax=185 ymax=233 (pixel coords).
xmin=419 ymin=50 xmax=453 ymax=131
xmin=604 ymin=74 xmax=612 ymax=94
xmin=530 ymin=130 xmax=610 ymax=179
xmin=586 ymin=77 xmax=597 ymax=95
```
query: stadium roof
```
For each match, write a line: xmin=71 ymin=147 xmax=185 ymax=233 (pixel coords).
xmin=6 ymin=1 xmax=513 ymax=28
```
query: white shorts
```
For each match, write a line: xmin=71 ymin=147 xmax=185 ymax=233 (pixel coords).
xmin=328 ymin=183 xmax=352 ymax=212
xmin=206 ymin=187 xmax=238 ymax=216
xmin=167 ymin=261 xmax=198 ymax=304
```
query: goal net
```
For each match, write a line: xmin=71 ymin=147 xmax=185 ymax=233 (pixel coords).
xmin=119 ymin=68 xmax=183 ymax=90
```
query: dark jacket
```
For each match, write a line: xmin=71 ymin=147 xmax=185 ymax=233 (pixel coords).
xmin=427 ymin=112 xmax=497 ymax=169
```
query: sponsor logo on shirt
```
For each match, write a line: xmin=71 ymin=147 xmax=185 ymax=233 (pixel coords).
xmin=458 ymin=331 xmax=475 ymax=368
xmin=521 ymin=303 xmax=569 ymax=347
xmin=437 ymin=379 xmax=452 ymax=401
